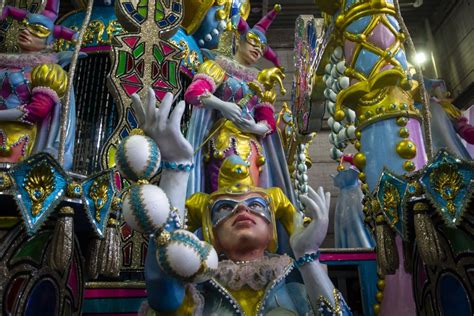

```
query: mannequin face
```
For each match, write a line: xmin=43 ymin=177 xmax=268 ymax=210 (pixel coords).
xmin=235 ymin=37 xmax=263 ymax=66
xmin=212 ymin=192 xmax=273 ymax=259
xmin=17 ymin=19 xmax=50 ymax=52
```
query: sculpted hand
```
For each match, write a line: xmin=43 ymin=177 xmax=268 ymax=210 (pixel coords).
xmin=290 ymin=186 xmax=331 ymax=258
xmin=131 ymin=87 xmax=193 ymax=162
xmin=200 ymin=94 xmax=242 ymax=123
xmin=234 ymin=117 xmax=270 ymax=136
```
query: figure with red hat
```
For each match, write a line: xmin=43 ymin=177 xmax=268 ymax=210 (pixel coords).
xmin=0 ymin=0 xmax=77 ymax=168
xmin=182 ymin=4 xmax=295 ymax=203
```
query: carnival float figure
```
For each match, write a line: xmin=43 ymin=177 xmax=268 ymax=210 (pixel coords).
xmin=424 ymin=78 xmax=474 ymax=159
xmin=0 ymin=0 xmax=77 ymax=168
xmin=184 ymin=4 xmax=295 ymax=202
xmin=124 ymin=90 xmax=352 ymax=315
xmin=333 ymin=166 xmax=375 ymax=249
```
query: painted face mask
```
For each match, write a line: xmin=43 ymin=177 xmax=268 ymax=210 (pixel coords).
xmin=2 ymin=0 xmax=77 ymax=45
xmin=245 ymin=31 xmax=266 ymax=50
xmin=20 ymin=18 xmax=52 ymax=38
xmin=211 ymin=196 xmax=271 ymax=226
xmin=236 ymin=4 xmax=282 ymax=68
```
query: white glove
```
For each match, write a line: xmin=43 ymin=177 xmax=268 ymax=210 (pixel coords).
xmin=290 ymin=186 xmax=331 ymax=258
xmin=131 ymin=87 xmax=193 ymax=163
xmin=200 ymin=94 xmax=242 ymax=123
xmin=233 ymin=117 xmax=271 ymax=136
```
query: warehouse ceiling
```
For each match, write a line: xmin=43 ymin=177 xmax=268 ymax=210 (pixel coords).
xmin=58 ymin=0 xmax=452 ymax=50
xmin=246 ymin=0 xmax=448 ymax=48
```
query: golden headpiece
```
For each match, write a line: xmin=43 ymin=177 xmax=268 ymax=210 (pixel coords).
xmin=186 ymin=155 xmax=297 ymax=252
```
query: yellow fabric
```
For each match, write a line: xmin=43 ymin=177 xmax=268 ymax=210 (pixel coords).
xmin=229 ymin=287 xmax=265 ymax=315
xmin=186 ymin=192 xmax=209 ymax=234
xmin=30 ymin=64 xmax=68 ymax=97
xmin=439 ymin=99 xmax=462 ymax=120
xmin=207 ymin=118 xmax=264 ymax=168
xmin=267 ymin=187 xmax=297 ymax=236
xmin=197 ymin=60 xmax=226 ymax=87
xmin=0 ymin=122 xmax=37 ymax=161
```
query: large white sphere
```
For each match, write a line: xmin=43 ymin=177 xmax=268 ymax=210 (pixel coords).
xmin=122 ymin=183 xmax=171 ymax=234
xmin=115 ymin=134 xmax=161 ymax=182
xmin=157 ymin=230 xmax=218 ymax=283
xmin=194 ymin=244 xmax=218 ymax=283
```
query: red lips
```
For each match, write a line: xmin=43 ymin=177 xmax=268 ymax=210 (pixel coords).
xmin=233 ymin=213 xmax=256 ymax=226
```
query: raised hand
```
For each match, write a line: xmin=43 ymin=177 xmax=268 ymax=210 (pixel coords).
xmin=290 ymin=186 xmax=331 ymax=258
xmin=131 ymin=87 xmax=193 ymax=163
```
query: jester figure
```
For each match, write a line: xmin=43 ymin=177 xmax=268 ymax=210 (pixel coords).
xmin=183 ymin=4 xmax=295 ymax=203
xmin=0 ymin=0 xmax=77 ymax=168
xmin=130 ymin=91 xmax=352 ymax=315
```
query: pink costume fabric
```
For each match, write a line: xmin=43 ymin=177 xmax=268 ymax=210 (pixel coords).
xmin=0 ymin=53 xmax=61 ymax=162
xmin=454 ymin=117 xmax=474 ymax=144
xmin=184 ymin=54 xmax=276 ymax=192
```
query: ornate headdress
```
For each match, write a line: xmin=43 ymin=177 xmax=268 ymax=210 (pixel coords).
xmin=236 ymin=4 xmax=282 ymax=68
xmin=1 ymin=0 xmax=77 ymax=44
xmin=186 ymin=155 xmax=297 ymax=253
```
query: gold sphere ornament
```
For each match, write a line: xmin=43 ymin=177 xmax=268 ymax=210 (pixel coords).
xmin=373 ymin=304 xmax=381 ymax=315
xmin=355 ymin=131 xmax=362 ymax=140
xmin=361 ymin=183 xmax=369 ymax=194
xmin=377 ymin=279 xmax=385 ymax=290
xmin=334 ymin=110 xmax=346 ymax=122
xmin=354 ymin=141 xmax=361 ymax=151
xmin=375 ymin=291 xmax=383 ymax=303
xmin=358 ymin=172 xmax=366 ymax=182
xmin=353 ymin=152 xmax=366 ymax=169
xmin=396 ymin=140 xmax=417 ymax=159
xmin=403 ymin=160 xmax=416 ymax=172
xmin=396 ymin=117 xmax=408 ymax=126
xmin=399 ymin=127 xmax=409 ymax=138
xmin=337 ymin=164 xmax=345 ymax=171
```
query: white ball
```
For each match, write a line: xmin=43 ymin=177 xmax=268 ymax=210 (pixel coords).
xmin=346 ymin=125 xmax=356 ymax=139
xmin=333 ymin=46 xmax=343 ymax=59
xmin=122 ymin=184 xmax=171 ymax=234
xmin=339 ymin=76 xmax=350 ymax=90
xmin=115 ymin=134 xmax=160 ymax=182
xmin=157 ymin=230 xmax=218 ymax=282
xmin=194 ymin=244 xmax=218 ymax=283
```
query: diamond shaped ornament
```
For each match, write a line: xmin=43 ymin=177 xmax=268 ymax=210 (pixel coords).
xmin=10 ymin=153 xmax=68 ymax=235
xmin=82 ymin=170 xmax=117 ymax=238
xmin=375 ymin=169 xmax=408 ymax=238
xmin=420 ymin=150 xmax=474 ymax=227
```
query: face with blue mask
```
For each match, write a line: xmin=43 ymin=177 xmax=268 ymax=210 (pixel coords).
xmin=211 ymin=192 xmax=273 ymax=261
xmin=234 ymin=30 xmax=266 ymax=66
xmin=17 ymin=14 xmax=54 ymax=52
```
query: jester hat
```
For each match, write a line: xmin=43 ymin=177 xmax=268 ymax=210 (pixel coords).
xmin=237 ymin=4 xmax=282 ymax=68
xmin=2 ymin=0 xmax=77 ymax=44
xmin=186 ymin=155 xmax=297 ymax=253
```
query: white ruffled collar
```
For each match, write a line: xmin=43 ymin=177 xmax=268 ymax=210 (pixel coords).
xmin=213 ymin=254 xmax=293 ymax=291
xmin=215 ymin=54 xmax=259 ymax=83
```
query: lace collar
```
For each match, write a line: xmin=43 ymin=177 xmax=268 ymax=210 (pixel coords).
xmin=213 ymin=254 xmax=293 ymax=291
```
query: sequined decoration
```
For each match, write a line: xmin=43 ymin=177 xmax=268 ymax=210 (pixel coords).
xmin=292 ymin=16 xmax=329 ymax=134
xmin=104 ymin=0 xmax=184 ymax=170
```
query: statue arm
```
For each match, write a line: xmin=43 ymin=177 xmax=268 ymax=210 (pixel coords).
xmin=145 ymin=237 xmax=186 ymax=312
xmin=290 ymin=187 xmax=352 ymax=314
